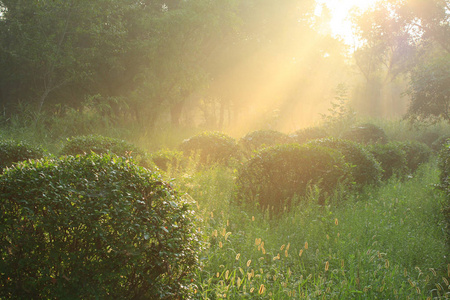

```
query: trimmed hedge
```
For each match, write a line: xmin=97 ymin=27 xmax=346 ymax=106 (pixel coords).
xmin=0 ymin=140 xmax=45 ymax=170
xmin=60 ymin=135 xmax=141 ymax=156
xmin=394 ymin=140 xmax=431 ymax=173
xmin=307 ymin=138 xmax=382 ymax=188
xmin=239 ymin=130 xmax=289 ymax=153
xmin=179 ymin=131 xmax=239 ymax=165
xmin=369 ymin=142 xmax=408 ymax=180
xmin=0 ymin=154 xmax=200 ymax=299
xmin=60 ymin=135 xmax=155 ymax=170
xmin=342 ymin=123 xmax=388 ymax=144
xmin=432 ymin=135 xmax=450 ymax=152
xmin=290 ymin=126 xmax=328 ymax=144
xmin=235 ymin=144 xmax=351 ymax=213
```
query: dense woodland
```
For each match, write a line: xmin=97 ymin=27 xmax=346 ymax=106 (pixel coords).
xmin=0 ymin=0 xmax=450 ymax=299
xmin=0 ymin=0 xmax=448 ymax=136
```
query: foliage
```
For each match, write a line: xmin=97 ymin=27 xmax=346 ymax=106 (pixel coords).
xmin=190 ymin=162 xmax=449 ymax=299
xmin=342 ymin=123 xmax=388 ymax=144
xmin=407 ymin=54 xmax=450 ymax=122
xmin=438 ymin=140 xmax=450 ymax=241
xmin=369 ymin=142 xmax=408 ymax=180
xmin=150 ymin=149 xmax=186 ymax=172
xmin=307 ymin=138 xmax=382 ymax=189
xmin=0 ymin=140 xmax=45 ymax=170
xmin=239 ymin=130 xmax=289 ymax=153
xmin=432 ymin=135 xmax=450 ymax=152
xmin=290 ymin=126 xmax=328 ymax=144
xmin=0 ymin=154 xmax=200 ymax=299
xmin=320 ymin=84 xmax=356 ymax=136
xmin=235 ymin=144 xmax=351 ymax=213
xmin=60 ymin=134 xmax=155 ymax=170
xmin=394 ymin=140 xmax=431 ymax=173
xmin=417 ymin=130 xmax=441 ymax=148
xmin=179 ymin=131 xmax=240 ymax=165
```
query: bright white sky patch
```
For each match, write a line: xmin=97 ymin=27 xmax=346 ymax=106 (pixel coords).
xmin=315 ymin=0 xmax=380 ymax=45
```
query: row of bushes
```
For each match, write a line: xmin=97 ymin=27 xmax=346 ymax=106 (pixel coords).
xmin=1 ymin=123 xmax=444 ymax=173
xmin=0 ymin=130 xmax=440 ymax=297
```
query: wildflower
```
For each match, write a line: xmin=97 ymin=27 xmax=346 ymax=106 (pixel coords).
xmin=259 ymin=284 xmax=265 ymax=295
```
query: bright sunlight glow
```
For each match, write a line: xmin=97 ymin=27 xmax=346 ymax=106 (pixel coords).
xmin=316 ymin=0 xmax=380 ymax=45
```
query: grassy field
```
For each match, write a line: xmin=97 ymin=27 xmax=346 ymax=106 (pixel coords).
xmin=169 ymin=161 xmax=450 ymax=299
xmin=1 ymin=117 xmax=450 ymax=299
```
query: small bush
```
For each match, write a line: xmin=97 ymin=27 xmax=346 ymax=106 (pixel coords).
xmin=59 ymin=135 xmax=155 ymax=170
xmin=394 ymin=140 xmax=431 ymax=173
xmin=0 ymin=154 xmax=200 ymax=299
xmin=307 ymin=138 xmax=382 ymax=188
xmin=290 ymin=126 xmax=328 ymax=144
xmin=179 ymin=131 xmax=239 ymax=165
xmin=60 ymin=134 xmax=140 ymax=156
xmin=432 ymin=135 xmax=450 ymax=152
xmin=239 ymin=130 xmax=289 ymax=153
xmin=235 ymin=144 xmax=351 ymax=212
xmin=0 ymin=140 xmax=45 ymax=170
xmin=151 ymin=149 xmax=186 ymax=172
xmin=342 ymin=123 xmax=388 ymax=144
xmin=417 ymin=131 xmax=440 ymax=148
xmin=369 ymin=142 xmax=408 ymax=180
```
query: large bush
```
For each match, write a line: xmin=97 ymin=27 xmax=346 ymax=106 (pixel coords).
xmin=342 ymin=123 xmax=388 ymax=144
xmin=394 ymin=140 xmax=431 ymax=173
xmin=179 ymin=131 xmax=239 ymax=165
xmin=239 ymin=130 xmax=289 ymax=153
xmin=235 ymin=144 xmax=351 ymax=212
xmin=0 ymin=154 xmax=200 ymax=299
xmin=0 ymin=140 xmax=45 ymax=170
xmin=307 ymin=138 xmax=382 ymax=188
xmin=290 ymin=126 xmax=328 ymax=144
xmin=369 ymin=143 xmax=408 ymax=180
xmin=60 ymin=135 xmax=155 ymax=169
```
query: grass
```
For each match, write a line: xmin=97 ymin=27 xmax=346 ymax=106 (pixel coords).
xmin=177 ymin=162 xmax=450 ymax=299
xmin=1 ymin=115 xmax=449 ymax=298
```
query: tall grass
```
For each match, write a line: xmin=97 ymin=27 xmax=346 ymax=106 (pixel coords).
xmin=182 ymin=162 xmax=449 ymax=299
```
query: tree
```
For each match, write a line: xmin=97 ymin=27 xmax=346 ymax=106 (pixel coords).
xmin=406 ymin=53 xmax=450 ymax=121
xmin=350 ymin=0 xmax=449 ymax=119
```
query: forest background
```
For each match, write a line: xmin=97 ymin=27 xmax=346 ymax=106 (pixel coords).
xmin=0 ymin=0 xmax=448 ymax=148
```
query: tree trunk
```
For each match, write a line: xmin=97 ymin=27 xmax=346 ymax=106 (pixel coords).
xmin=170 ymin=99 xmax=185 ymax=127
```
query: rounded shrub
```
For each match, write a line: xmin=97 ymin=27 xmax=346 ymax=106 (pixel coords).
xmin=0 ymin=154 xmax=200 ymax=299
xmin=417 ymin=131 xmax=440 ymax=148
xmin=394 ymin=140 xmax=431 ymax=173
xmin=342 ymin=123 xmax=388 ymax=144
xmin=307 ymin=138 xmax=382 ymax=188
xmin=432 ymin=135 xmax=450 ymax=152
xmin=60 ymin=134 xmax=141 ymax=156
xmin=369 ymin=142 xmax=408 ymax=180
xmin=239 ymin=130 xmax=289 ymax=153
xmin=60 ymin=134 xmax=155 ymax=170
xmin=151 ymin=149 xmax=186 ymax=172
xmin=235 ymin=144 xmax=351 ymax=212
xmin=0 ymin=140 xmax=45 ymax=170
xmin=179 ymin=131 xmax=239 ymax=165
xmin=290 ymin=126 xmax=328 ymax=144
